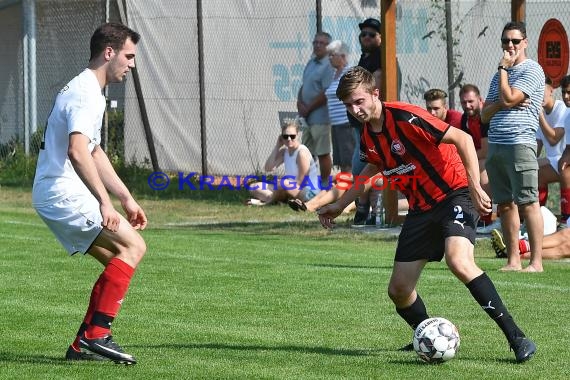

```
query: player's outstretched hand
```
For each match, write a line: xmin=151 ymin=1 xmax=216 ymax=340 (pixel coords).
xmin=470 ymin=186 xmax=492 ymax=217
xmin=317 ymin=203 xmax=343 ymax=229
xmin=122 ymin=198 xmax=148 ymax=231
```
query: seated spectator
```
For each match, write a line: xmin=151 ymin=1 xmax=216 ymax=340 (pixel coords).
xmin=492 ymin=228 xmax=570 ymax=260
xmin=246 ymin=119 xmax=320 ymax=206
xmin=536 ymin=77 xmax=569 ymax=218
xmin=557 ymin=75 xmax=570 ymax=223
xmin=491 ymin=206 xmax=569 ymax=260
xmin=459 ymin=84 xmax=490 ymax=191
xmin=423 ymin=88 xmax=462 ymax=128
xmin=325 ymin=40 xmax=354 ymax=173
xmin=458 ymin=84 xmax=497 ymax=233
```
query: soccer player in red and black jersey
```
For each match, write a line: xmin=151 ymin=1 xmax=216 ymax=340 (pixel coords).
xmin=317 ymin=66 xmax=536 ymax=363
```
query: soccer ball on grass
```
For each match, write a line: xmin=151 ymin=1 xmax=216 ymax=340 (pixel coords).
xmin=413 ymin=317 xmax=460 ymax=363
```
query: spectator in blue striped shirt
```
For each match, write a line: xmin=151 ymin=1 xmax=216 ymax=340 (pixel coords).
xmin=481 ymin=21 xmax=545 ymax=273
xmin=325 ymin=40 xmax=354 ymax=173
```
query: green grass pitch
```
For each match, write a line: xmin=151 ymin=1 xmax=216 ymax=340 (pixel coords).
xmin=0 ymin=187 xmax=568 ymax=379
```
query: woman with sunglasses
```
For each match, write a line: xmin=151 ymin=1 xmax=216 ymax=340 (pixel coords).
xmin=246 ymin=119 xmax=320 ymax=206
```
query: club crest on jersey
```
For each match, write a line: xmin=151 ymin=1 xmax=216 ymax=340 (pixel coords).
xmin=391 ymin=139 xmax=406 ymax=155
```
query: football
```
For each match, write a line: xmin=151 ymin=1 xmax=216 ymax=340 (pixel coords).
xmin=413 ymin=317 xmax=460 ymax=363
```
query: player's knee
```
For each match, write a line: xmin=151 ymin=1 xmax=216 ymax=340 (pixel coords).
xmin=123 ymin=234 xmax=146 ymax=266
xmin=446 ymin=258 xmax=479 ymax=283
xmin=387 ymin=282 xmax=412 ymax=303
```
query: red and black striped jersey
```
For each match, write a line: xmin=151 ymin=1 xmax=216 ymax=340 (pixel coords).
xmin=359 ymin=101 xmax=468 ymax=213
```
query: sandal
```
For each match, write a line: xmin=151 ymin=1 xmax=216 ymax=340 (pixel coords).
xmin=287 ymin=198 xmax=307 ymax=212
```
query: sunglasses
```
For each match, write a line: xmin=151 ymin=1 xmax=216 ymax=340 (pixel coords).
xmin=359 ymin=31 xmax=377 ymax=38
xmin=501 ymin=38 xmax=524 ymax=45
xmin=282 ymin=134 xmax=296 ymax=140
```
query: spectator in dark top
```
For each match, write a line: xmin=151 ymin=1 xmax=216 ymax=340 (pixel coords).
xmin=459 ymin=84 xmax=495 ymax=232
xmin=348 ymin=18 xmax=384 ymax=226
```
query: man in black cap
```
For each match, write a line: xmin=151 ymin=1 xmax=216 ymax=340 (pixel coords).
xmin=349 ymin=18 xmax=386 ymax=227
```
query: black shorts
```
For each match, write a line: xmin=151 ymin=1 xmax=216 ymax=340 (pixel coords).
xmin=395 ymin=188 xmax=477 ymax=262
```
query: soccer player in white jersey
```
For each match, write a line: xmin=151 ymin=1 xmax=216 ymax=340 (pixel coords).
xmin=32 ymin=23 xmax=145 ymax=364
xmin=482 ymin=21 xmax=545 ymax=273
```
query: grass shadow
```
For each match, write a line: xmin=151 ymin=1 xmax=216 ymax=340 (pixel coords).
xmin=130 ymin=342 xmax=385 ymax=357
xmin=0 ymin=351 xmax=70 ymax=365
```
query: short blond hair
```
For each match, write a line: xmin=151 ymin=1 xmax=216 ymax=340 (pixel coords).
xmin=423 ymin=88 xmax=447 ymax=102
xmin=336 ymin=66 xmax=376 ymax=101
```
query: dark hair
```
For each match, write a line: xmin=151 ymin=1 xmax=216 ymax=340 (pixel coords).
xmin=315 ymin=31 xmax=332 ymax=44
xmin=502 ymin=21 xmax=527 ymax=39
xmin=90 ymin=22 xmax=140 ymax=61
xmin=459 ymin=84 xmax=481 ymax=97
xmin=545 ymin=76 xmax=553 ymax=86
xmin=560 ymin=75 xmax=570 ymax=89
xmin=423 ymin=88 xmax=447 ymax=102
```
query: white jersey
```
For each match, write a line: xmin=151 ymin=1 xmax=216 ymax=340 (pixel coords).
xmin=536 ymin=99 xmax=567 ymax=162
xmin=32 ymin=69 xmax=105 ymax=206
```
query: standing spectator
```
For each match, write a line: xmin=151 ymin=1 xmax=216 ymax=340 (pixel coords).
xmin=318 ymin=66 xmax=535 ymax=363
xmin=349 ymin=18 xmax=385 ymax=226
xmin=536 ymin=77 xmax=568 ymax=213
xmin=481 ymin=21 xmax=545 ymax=272
xmin=297 ymin=32 xmax=334 ymax=184
xmin=247 ymin=119 xmax=320 ymax=206
xmin=459 ymin=84 xmax=497 ymax=232
xmin=325 ymin=40 xmax=354 ymax=173
xmin=424 ymin=88 xmax=462 ymax=128
xmin=32 ymin=23 xmax=144 ymax=364
xmin=555 ymin=75 xmax=570 ymax=224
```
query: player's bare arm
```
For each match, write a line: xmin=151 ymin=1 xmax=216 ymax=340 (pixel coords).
xmin=441 ymin=126 xmax=491 ymax=215
xmin=68 ymin=132 xmax=120 ymax=232
xmin=317 ymin=163 xmax=378 ymax=228
xmin=91 ymin=145 xmax=147 ymax=230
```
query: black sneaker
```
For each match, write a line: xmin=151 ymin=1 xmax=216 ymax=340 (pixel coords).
xmin=352 ymin=206 xmax=369 ymax=227
xmin=65 ymin=345 xmax=108 ymax=361
xmin=510 ymin=337 xmax=536 ymax=363
xmin=398 ymin=342 xmax=414 ymax=351
xmin=79 ymin=335 xmax=137 ymax=364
